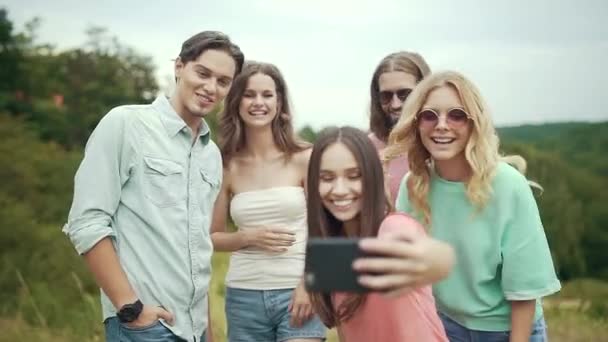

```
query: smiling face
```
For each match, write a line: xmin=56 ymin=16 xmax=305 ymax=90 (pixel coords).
xmin=173 ymin=49 xmax=236 ymax=124
xmin=318 ymin=142 xmax=363 ymax=227
xmin=418 ymin=85 xmax=472 ymax=173
xmin=238 ymin=72 xmax=279 ymax=128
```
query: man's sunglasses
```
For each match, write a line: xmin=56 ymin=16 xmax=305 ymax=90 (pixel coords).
xmin=415 ymin=108 xmax=472 ymax=128
xmin=379 ymin=88 xmax=413 ymax=105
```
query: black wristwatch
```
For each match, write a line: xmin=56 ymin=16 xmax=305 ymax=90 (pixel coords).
xmin=117 ymin=299 xmax=143 ymax=323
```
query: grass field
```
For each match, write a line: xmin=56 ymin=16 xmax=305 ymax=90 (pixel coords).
xmin=1 ymin=252 xmax=607 ymax=342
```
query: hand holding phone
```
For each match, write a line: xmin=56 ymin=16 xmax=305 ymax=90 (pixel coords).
xmin=354 ymin=213 xmax=455 ymax=297
xmin=304 ymin=237 xmax=375 ymax=293
xmin=304 ymin=213 xmax=454 ymax=295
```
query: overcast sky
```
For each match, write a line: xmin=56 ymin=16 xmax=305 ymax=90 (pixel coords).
xmin=4 ymin=0 xmax=608 ymax=130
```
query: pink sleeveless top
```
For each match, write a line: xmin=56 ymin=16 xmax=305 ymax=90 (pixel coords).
xmin=368 ymin=133 xmax=409 ymax=205
xmin=333 ymin=213 xmax=448 ymax=342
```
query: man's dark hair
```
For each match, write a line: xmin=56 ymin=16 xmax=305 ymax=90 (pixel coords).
xmin=178 ymin=31 xmax=245 ymax=77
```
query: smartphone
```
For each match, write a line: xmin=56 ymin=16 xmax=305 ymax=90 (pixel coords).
xmin=304 ymin=237 xmax=374 ymax=293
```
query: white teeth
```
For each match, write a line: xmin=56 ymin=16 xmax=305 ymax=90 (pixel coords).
xmin=249 ymin=111 xmax=267 ymax=115
xmin=432 ymin=138 xmax=455 ymax=144
xmin=332 ymin=199 xmax=353 ymax=206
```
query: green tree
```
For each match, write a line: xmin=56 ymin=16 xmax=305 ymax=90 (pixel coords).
xmin=0 ymin=11 xmax=160 ymax=338
xmin=0 ymin=8 xmax=21 ymax=94
xmin=298 ymin=124 xmax=318 ymax=143
xmin=1 ymin=13 xmax=158 ymax=148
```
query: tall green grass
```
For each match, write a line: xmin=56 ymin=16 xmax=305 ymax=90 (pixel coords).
xmin=2 ymin=252 xmax=606 ymax=342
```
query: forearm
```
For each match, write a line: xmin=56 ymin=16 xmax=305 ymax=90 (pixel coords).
xmin=509 ymin=299 xmax=536 ymax=342
xmin=83 ymin=237 xmax=137 ymax=310
xmin=210 ymin=231 xmax=250 ymax=252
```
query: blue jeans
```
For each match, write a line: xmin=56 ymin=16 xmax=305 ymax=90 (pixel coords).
xmin=439 ymin=312 xmax=548 ymax=342
xmin=104 ymin=317 xmax=206 ymax=342
xmin=225 ymin=287 xmax=326 ymax=342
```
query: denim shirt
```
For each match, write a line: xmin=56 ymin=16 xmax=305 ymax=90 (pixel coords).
xmin=63 ymin=96 xmax=221 ymax=342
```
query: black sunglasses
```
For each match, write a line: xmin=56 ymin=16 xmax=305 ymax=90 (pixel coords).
xmin=379 ymin=88 xmax=413 ymax=105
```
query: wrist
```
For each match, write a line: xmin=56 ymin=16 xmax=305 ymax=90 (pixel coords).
xmin=115 ymin=294 xmax=139 ymax=310
xmin=240 ymin=230 xmax=253 ymax=248
xmin=509 ymin=334 xmax=527 ymax=342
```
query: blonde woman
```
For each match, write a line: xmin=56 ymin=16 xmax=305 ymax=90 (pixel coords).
xmin=384 ymin=71 xmax=561 ymax=342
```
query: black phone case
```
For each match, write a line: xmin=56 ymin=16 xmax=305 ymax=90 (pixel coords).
xmin=304 ymin=237 xmax=370 ymax=293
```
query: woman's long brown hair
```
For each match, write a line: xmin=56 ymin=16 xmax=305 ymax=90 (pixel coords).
xmin=218 ymin=61 xmax=308 ymax=164
xmin=306 ymin=126 xmax=389 ymax=328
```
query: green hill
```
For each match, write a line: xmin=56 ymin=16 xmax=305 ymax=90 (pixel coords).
xmin=499 ymin=121 xmax=608 ymax=177
xmin=498 ymin=121 xmax=608 ymax=280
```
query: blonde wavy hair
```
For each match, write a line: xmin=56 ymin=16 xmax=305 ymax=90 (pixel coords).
xmin=384 ymin=71 xmax=535 ymax=225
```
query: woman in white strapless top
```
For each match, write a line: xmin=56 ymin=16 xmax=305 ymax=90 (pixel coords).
xmin=210 ymin=62 xmax=325 ymax=342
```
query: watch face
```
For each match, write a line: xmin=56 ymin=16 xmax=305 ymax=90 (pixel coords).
xmin=119 ymin=303 xmax=141 ymax=323
xmin=118 ymin=300 xmax=143 ymax=323
xmin=121 ymin=306 xmax=137 ymax=322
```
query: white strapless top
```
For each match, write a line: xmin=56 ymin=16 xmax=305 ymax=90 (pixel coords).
xmin=226 ymin=186 xmax=307 ymax=289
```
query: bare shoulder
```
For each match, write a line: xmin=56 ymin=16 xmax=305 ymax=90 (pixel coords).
xmin=222 ymin=159 xmax=239 ymax=190
xmin=294 ymin=147 xmax=313 ymax=167
xmin=293 ymin=147 xmax=313 ymax=188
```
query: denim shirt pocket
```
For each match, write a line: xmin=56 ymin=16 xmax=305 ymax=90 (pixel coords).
xmin=143 ymin=156 xmax=185 ymax=207
xmin=199 ymin=168 xmax=220 ymax=215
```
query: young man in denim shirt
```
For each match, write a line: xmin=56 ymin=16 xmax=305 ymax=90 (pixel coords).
xmin=63 ymin=31 xmax=244 ymax=342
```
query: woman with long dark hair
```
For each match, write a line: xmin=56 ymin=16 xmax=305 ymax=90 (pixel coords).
xmin=306 ymin=126 xmax=453 ymax=341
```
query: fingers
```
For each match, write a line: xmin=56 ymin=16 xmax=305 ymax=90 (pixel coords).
xmin=258 ymin=227 xmax=295 ymax=247
xmin=269 ymin=234 xmax=295 ymax=246
xmin=357 ymin=273 xmax=416 ymax=293
xmin=358 ymin=235 xmax=421 ymax=259
xmin=261 ymin=246 xmax=289 ymax=253
xmin=290 ymin=303 xmax=303 ymax=327
xmin=352 ymin=257 xmax=426 ymax=275
xmin=301 ymin=304 xmax=313 ymax=322
xmin=260 ymin=230 xmax=296 ymax=251
xmin=290 ymin=283 xmax=315 ymax=328
xmin=273 ymin=232 xmax=296 ymax=243
xmin=268 ymin=227 xmax=296 ymax=235
xmin=290 ymin=303 xmax=313 ymax=327
xmin=267 ymin=227 xmax=296 ymax=244
xmin=155 ymin=307 xmax=175 ymax=326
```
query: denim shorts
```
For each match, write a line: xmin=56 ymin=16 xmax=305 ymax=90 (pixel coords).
xmin=225 ymin=287 xmax=326 ymax=342
xmin=104 ymin=317 xmax=206 ymax=342
xmin=439 ymin=312 xmax=548 ymax=342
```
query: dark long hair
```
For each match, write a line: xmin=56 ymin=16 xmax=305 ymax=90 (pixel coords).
xmin=218 ymin=61 xmax=308 ymax=164
xmin=306 ymin=126 xmax=389 ymax=328
xmin=369 ymin=51 xmax=430 ymax=142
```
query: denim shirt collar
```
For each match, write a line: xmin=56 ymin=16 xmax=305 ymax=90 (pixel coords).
xmin=153 ymin=95 xmax=210 ymax=144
